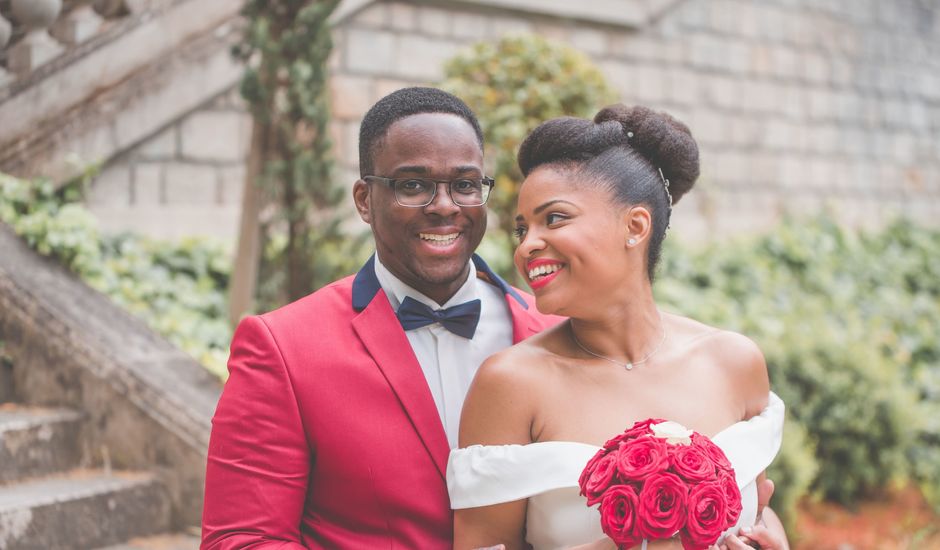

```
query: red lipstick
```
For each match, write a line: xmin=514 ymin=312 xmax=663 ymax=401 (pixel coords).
xmin=524 ymin=258 xmax=565 ymax=291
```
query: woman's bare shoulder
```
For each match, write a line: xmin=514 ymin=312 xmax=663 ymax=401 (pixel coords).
xmin=459 ymin=324 xmax=569 ymax=446
xmin=476 ymin=322 xmax=569 ymax=381
xmin=667 ymin=313 xmax=770 ymax=416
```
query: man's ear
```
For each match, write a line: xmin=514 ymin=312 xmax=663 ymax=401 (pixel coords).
xmin=353 ymin=179 xmax=372 ymax=224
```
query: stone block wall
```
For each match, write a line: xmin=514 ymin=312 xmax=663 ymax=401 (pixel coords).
xmin=85 ymin=89 xmax=250 ymax=242
xmin=84 ymin=0 xmax=940 ymax=243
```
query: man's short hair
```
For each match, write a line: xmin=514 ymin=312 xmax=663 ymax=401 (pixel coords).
xmin=358 ymin=87 xmax=484 ymax=177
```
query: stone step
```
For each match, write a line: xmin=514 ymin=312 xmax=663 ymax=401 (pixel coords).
xmin=0 ymin=470 xmax=172 ymax=550
xmin=94 ymin=531 xmax=201 ymax=550
xmin=0 ymin=404 xmax=85 ymax=484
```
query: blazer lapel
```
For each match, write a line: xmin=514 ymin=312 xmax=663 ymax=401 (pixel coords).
xmin=471 ymin=254 xmax=543 ymax=343
xmin=507 ymin=297 xmax=543 ymax=344
xmin=350 ymin=257 xmax=450 ymax=479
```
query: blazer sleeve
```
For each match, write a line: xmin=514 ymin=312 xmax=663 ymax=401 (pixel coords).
xmin=201 ymin=315 xmax=311 ymax=549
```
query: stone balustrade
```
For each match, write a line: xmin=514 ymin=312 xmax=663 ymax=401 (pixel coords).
xmin=0 ymin=0 xmax=146 ymax=84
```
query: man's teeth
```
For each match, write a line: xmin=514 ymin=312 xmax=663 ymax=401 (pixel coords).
xmin=528 ymin=264 xmax=563 ymax=279
xmin=420 ymin=232 xmax=459 ymax=244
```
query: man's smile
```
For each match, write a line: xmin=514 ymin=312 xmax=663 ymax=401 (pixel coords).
xmin=419 ymin=232 xmax=460 ymax=246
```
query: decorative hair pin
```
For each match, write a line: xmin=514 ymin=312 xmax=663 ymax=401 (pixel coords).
xmin=660 ymin=168 xmax=673 ymax=231
xmin=658 ymin=168 xmax=673 ymax=208
xmin=628 ymin=128 xmax=673 ymax=228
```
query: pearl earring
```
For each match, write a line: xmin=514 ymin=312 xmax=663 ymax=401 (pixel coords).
xmin=627 ymin=238 xmax=637 ymax=246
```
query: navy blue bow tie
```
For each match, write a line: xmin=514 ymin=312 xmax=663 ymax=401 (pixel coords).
xmin=396 ymin=296 xmax=481 ymax=339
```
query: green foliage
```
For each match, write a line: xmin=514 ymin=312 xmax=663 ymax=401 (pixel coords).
xmin=91 ymin=235 xmax=232 ymax=379
xmin=766 ymin=418 xmax=819 ymax=532
xmin=441 ymin=34 xmax=615 ymax=281
xmin=0 ymin=173 xmax=231 ymax=379
xmin=656 ymin=217 xmax=940 ymax=525
xmin=255 ymin=219 xmax=371 ymax=313
xmin=234 ymin=0 xmax=358 ymax=303
xmin=1 ymin=172 xmax=101 ymax=275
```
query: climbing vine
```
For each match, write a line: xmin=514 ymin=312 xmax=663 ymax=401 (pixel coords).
xmin=234 ymin=0 xmax=365 ymax=308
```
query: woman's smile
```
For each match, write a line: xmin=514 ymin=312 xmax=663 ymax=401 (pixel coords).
xmin=525 ymin=258 xmax=566 ymax=290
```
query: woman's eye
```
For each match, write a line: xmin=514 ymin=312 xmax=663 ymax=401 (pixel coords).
xmin=546 ymin=213 xmax=566 ymax=225
xmin=513 ymin=226 xmax=527 ymax=240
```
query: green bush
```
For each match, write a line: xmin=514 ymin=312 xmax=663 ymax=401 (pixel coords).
xmin=656 ymin=217 xmax=940 ymax=525
xmin=92 ymin=234 xmax=232 ymax=379
xmin=0 ymin=172 xmax=231 ymax=379
xmin=441 ymin=34 xmax=615 ymax=282
xmin=766 ymin=417 xmax=819 ymax=532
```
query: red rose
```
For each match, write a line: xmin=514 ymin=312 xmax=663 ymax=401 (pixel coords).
xmin=692 ymin=434 xmax=733 ymax=472
xmin=603 ymin=433 xmax=630 ymax=450
xmin=584 ymin=453 xmax=618 ymax=506
xmin=681 ymin=481 xmax=729 ymax=550
xmin=623 ymin=418 xmax=666 ymax=440
xmin=670 ymin=444 xmax=716 ymax=483
xmin=580 ymin=448 xmax=607 ymax=492
xmin=718 ymin=471 xmax=742 ymax=527
xmin=599 ymin=484 xmax=643 ymax=548
xmin=617 ymin=436 xmax=669 ymax=481
xmin=636 ymin=472 xmax=688 ymax=539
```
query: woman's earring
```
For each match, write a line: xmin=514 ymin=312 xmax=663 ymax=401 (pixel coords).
xmin=627 ymin=238 xmax=637 ymax=246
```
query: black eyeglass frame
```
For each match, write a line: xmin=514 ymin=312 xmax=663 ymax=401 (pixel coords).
xmin=362 ymin=175 xmax=495 ymax=208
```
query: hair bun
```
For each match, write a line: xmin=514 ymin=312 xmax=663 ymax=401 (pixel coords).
xmin=593 ymin=104 xmax=699 ymax=204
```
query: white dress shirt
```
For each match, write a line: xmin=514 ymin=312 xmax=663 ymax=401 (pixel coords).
xmin=374 ymin=255 xmax=514 ymax=449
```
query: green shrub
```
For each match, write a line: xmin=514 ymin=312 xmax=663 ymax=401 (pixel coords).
xmin=657 ymin=217 xmax=940 ymax=525
xmin=766 ymin=417 xmax=819 ymax=532
xmin=441 ymin=34 xmax=615 ymax=281
xmin=92 ymin=234 xmax=232 ymax=379
xmin=1 ymin=174 xmax=101 ymax=275
xmin=0 ymin=172 xmax=231 ymax=379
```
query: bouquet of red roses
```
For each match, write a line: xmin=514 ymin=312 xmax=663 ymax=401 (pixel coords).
xmin=578 ymin=419 xmax=742 ymax=550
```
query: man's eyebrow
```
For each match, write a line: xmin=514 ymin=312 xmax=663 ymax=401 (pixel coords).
xmin=515 ymin=199 xmax=577 ymax=222
xmin=388 ymin=165 xmax=482 ymax=176
xmin=390 ymin=165 xmax=429 ymax=175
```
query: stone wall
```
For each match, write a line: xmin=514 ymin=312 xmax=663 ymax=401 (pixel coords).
xmin=86 ymin=89 xmax=250 ymax=242
xmin=83 ymin=0 xmax=940 ymax=243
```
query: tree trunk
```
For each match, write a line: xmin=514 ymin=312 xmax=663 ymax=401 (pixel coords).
xmin=227 ymin=118 xmax=267 ymax=326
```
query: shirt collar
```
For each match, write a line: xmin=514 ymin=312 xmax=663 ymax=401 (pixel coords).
xmin=351 ymin=253 xmax=527 ymax=312
xmin=374 ymin=253 xmax=478 ymax=311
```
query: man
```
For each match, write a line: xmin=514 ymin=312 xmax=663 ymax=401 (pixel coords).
xmin=201 ymin=87 xmax=560 ymax=549
xmin=201 ymin=87 xmax=787 ymax=550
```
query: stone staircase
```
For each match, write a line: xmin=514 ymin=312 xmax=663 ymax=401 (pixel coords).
xmin=0 ymin=398 xmax=200 ymax=549
xmin=0 ymin=223 xmax=217 ymax=548
xmin=0 ymin=0 xmax=244 ymax=184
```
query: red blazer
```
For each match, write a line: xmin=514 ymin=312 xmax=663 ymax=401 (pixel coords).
xmin=201 ymin=255 xmax=562 ymax=549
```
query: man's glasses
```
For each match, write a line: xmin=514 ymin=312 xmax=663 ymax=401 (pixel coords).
xmin=363 ymin=176 xmax=495 ymax=208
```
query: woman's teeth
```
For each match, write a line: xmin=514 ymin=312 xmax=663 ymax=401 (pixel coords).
xmin=420 ymin=232 xmax=459 ymax=245
xmin=528 ymin=264 xmax=562 ymax=280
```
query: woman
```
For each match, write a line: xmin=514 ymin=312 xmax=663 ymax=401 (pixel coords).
xmin=448 ymin=105 xmax=786 ymax=550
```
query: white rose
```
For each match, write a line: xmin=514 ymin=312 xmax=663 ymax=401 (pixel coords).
xmin=650 ymin=421 xmax=693 ymax=445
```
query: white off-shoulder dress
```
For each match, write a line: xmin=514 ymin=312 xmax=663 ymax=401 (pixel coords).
xmin=448 ymin=392 xmax=785 ymax=550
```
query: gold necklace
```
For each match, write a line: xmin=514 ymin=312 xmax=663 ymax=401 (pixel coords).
xmin=569 ymin=314 xmax=667 ymax=371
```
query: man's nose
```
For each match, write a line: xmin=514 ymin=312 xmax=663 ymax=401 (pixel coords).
xmin=424 ymin=182 xmax=461 ymax=216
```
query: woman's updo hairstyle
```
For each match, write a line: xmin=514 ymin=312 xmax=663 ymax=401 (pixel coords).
xmin=517 ymin=104 xmax=700 ymax=281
